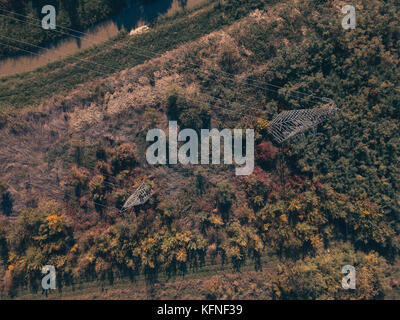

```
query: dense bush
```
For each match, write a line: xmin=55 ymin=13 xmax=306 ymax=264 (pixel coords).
xmin=0 ymin=180 xmax=13 ymax=216
xmin=166 ymin=87 xmax=211 ymax=131
xmin=273 ymin=244 xmax=389 ymax=300
xmin=110 ymin=143 xmax=138 ymax=173
xmin=256 ymin=141 xmax=279 ymax=170
xmin=4 ymin=201 xmax=74 ymax=296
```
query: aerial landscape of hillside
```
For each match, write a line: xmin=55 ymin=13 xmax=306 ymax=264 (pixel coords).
xmin=0 ymin=0 xmax=399 ymax=301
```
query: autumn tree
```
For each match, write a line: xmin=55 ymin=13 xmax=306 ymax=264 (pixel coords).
xmin=0 ymin=180 xmax=12 ymax=216
xmin=6 ymin=201 xmax=74 ymax=295
xmin=110 ymin=143 xmax=138 ymax=173
xmin=216 ymin=183 xmax=235 ymax=222
xmin=273 ymin=244 xmax=389 ymax=300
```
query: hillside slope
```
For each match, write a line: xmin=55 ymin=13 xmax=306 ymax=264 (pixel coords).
xmin=0 ymin=0 xmax=399 ymax=299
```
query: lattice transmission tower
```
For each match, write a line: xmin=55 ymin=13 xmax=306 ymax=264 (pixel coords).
xmin=121 ymin=183 xmax=153 ymax=211
xmin=263 ymin=99 xmax=339 ymax=198
xmin=267 ymin=100 xmax=339 ymax=144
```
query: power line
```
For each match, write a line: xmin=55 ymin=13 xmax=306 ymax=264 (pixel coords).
xmin=0 ymin=39 xmax=269 ymax=120
xmin=27 ymin=181 xmax=122 ymax=215
xmin=0 ymin=41 xmax=115 ymax=81
xmin=0 ymin=7 xmax=331 ymax=104
xmin=0 ymin=34 xmax=122 ymax=74
xmin=0 ymin=36 xmax=259 ymax=115
xmin=0 ymin=41 xmax=117 ymax=100
xmin=0 ymin=6 xmax=120 ymax=40
xmin=0 ymin=7 xmax=338 ymax=216
xmin=0 ymin=39 xmax=338 ymax=213
xmin=0 ymin=36 xmax=265 ymax=119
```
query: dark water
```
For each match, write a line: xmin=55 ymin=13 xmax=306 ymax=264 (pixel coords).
xmin=114 ymin=0 xmax=183 ymax=31
xmin=0 ymin=0 xmax=206 ymax=76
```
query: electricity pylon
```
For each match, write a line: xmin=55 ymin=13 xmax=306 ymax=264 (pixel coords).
xmin=263 ymin=100 xmax=339 ymax=198
xmin=121 ymin=183 xmax=153 ymax=211
xmin=267 ymin=100 xmax=339 ymax=144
